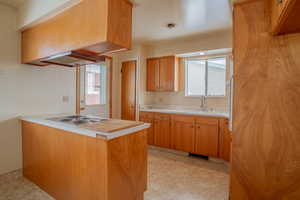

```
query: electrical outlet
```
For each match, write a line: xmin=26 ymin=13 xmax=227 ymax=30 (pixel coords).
xmin=62 ymin=96 xmax=69 ymax=103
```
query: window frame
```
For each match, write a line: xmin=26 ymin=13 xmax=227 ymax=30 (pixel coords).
xmin=184 ymin=56 xmax=227 ymax=98
xmin=84 ymin=63 xmax=107 ymax=106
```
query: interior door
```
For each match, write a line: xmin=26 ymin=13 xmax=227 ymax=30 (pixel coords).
xmin=79 ymin=58 xmax=111 ymax=118
xmin=121 ymin=61 xmax=136 ymax=120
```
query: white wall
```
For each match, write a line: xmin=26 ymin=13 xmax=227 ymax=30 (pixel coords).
xmin=0 ymin=4 xmax=76 ymax=175
xmin=18 ymin=0 xmax=81 ymax=29
xmin=112 ymin=29 xmax=232 ymax=116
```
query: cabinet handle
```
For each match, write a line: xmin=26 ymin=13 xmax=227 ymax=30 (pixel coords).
xmin=276 ymin=0 xmax=283 ymax=4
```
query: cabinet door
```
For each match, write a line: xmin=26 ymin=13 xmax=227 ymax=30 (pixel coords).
xmin=219 ymin=118 xmax=231 ymax=162
xmin=146 ymin=58 xmax=160 ymax=91
xmin=171 ymin=121 xmax=195 ymax=153
xmin=140 ymin=117 xmax=155 ymax=145
xmin=195 ymin=124 xmax=219 ymax=157
xmin=159 ymin=56 xmax=178 ymax=91
xmin=154 ymin=116 xmax=171 ymax=148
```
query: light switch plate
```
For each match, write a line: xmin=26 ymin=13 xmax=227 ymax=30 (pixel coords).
xmin=62 ymin=96 xmax=69 ymax=103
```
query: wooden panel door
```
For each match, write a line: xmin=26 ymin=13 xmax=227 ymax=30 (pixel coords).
xmin=159 ymin=56 xmax=177 ymax=91
xmin=121 ymin=61 xmax=136 ymax=120
xmin=195 ymin=124 xmax=219 ymax=157
xmin=154 ymin=114 xmax=171 ymax=148
xmin=171 ymin=121 xmax=195 ymax=153
xmin=146 ymin=58 xmax=160 ymax=91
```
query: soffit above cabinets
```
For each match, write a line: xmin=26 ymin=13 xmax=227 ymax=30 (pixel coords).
xmin=131 ymin=0 xmax=232 ymax=44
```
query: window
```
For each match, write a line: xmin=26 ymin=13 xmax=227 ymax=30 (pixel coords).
xmin=185 ymin=57 xmax=227 ymax=97
xmin=85 ymin=64 xmax=107 ymax=105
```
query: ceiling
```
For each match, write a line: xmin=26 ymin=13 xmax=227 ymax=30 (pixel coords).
xmin=0 ymin=0 xmax=24 ymax=7
xmin=132 ymin=0 xmax=232 ymax=43
xmin=0 ymin=0 xmax=232 ymax=44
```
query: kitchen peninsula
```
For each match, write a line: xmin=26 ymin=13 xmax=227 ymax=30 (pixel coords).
xmin=21 ymin=115 xmax=150 ymax=200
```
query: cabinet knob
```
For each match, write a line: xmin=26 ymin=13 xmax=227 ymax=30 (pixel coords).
xmin=276 ymin=0 xmax=283 ymax=4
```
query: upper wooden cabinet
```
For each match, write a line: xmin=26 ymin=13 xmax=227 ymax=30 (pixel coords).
xmin=146 ymin=56 xmax=179 ymax=92
xmin=271 ymin=0 xmax=300 ymax=35
xmin=22 ymin=0 xmax=132 ymax=65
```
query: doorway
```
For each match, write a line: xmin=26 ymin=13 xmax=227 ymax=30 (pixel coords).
xmin=121 ymin=60 xmax=137 ymax=120
xmin=76 ymin=57 xmax=112 ymax=118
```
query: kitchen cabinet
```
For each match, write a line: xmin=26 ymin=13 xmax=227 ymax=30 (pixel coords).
xmin=194 ymin=120 xmax=219 ymax=158
xmin=219 ymin=118 xmax=231 ymax=162
xmin=22 ymin=0 xmax=132 ymax=66
xmin=153 ymin=113 xmax=171 ymax=148
xmin=271 ymin=0 xmax=300 ymax=35
xmin=140 ymin=112 xmax=155 ymax=145
xmin=146 ymin=58 xmax=160 ymax=91
xmin=22 ymin=121 xmax=148 ymax=200
xmin=171 ymin=115 xmax=195 ymax=153
xmin=140 ymin=111 xmax=230 ymax=161
xmin=146 ymin=56 xmax=179 ymax=92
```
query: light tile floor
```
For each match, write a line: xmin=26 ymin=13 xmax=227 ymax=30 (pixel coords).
xmin=0 ymin=148 xmax=229 ymax=200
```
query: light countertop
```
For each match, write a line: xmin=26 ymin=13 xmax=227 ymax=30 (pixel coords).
xmin=140 ymin=105 xmax=229 ymax=118
xmin=20 ymin=114 xmax=150 ymax=140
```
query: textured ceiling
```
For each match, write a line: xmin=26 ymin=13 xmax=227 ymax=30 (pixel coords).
xmin=132 ymin=0 xmax=232 ymax=43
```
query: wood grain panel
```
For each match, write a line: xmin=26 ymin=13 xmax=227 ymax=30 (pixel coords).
xmin=146 ymin=58 xmax=160 ymax=91
xmin=140 ymin=112 xmax=155 ymax=145
xmin=22 ymin=121 xmax=148 ymax=200
xmin=159 ymin=56 xmax=179 ymax=92
xmin=219 ymin=118 xmax=231 ymax=162
xmin=22 ymin=0 xmax=132 ymax=64
xmin=22 ymin=121 xmax=107 ymax=200
xmin=121 ymin=61 xmax=136 ymax=120
xmin=154 ymin=113 xmax=171 ymax=148
xmin=107 ymin=131 xmax=147 ymax=200
xmin=231 ymin=0 xmax=300 ymax=199
xmin=195 ymin=124 xmax=219 ymax=157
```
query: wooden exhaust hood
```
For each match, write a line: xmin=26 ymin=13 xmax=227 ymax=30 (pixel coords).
xmin=21 ymin=0 xmax=132 ymax=66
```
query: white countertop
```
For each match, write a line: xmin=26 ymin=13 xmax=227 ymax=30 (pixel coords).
xmin=140 ymin=108 xmax=229 ymax=118
xmin=20 ymin=114 xmax=150 ymax=140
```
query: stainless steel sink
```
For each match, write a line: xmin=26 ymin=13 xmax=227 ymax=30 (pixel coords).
xmin=47 ymin=115 xmax=108 ymax=125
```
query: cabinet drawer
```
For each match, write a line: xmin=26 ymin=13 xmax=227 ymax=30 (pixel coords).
xmin=171 ymin=114 xmax=195 ymax=123
xmin=195 ymin=116 xmax=219 ymax=125
xmin=154 ymin=113 xmax=170 ymax=120
xmin=140 ymin=112 xmax=154 ymax=119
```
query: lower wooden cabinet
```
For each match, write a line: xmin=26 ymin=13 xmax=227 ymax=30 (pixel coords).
xmin=194 ymin=124 xmax=219 ymax=158
xmin=171 ymin=115 xmax=195 ymax=153
xmin=154 ymin=113 xmax=171 ymax=148
xmin=139 ymin=111 xmax=230 ymax=162
xmin=140 ymin=112 xmax=155 ymax=145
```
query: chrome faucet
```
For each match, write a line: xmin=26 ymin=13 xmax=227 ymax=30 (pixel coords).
xmin=200 ymin=96 xmax=206 ymax=108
